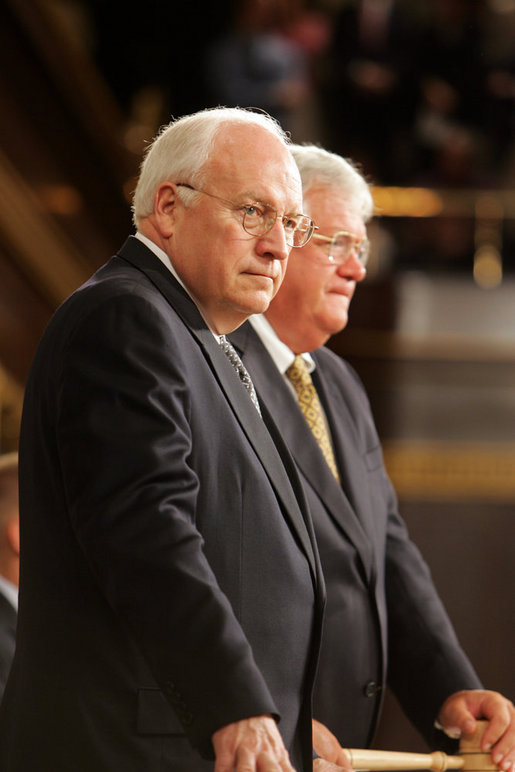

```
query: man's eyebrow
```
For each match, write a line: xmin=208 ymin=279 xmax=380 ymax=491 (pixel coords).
xmin=237 ymin=189 xmax=303 ymax=212
xmin=238 ymin=191 xmax=269 ymax=203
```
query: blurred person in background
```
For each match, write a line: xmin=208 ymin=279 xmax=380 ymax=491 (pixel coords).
xmin=320 ymin=0 xmax=422 ymax=183
xmin=204 ymin=0 xmax=312 ymax=136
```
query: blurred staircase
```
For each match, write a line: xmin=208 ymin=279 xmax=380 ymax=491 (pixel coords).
xmin=0 ymin=0 xmax=137 ymax=450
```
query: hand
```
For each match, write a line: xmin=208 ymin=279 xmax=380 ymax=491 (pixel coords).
xmin=212 ymin=715 xmax=296 ymax=772
xmin=314 ymin=759 xmax=354 ymax=772
xmin=313 ymin=719 xmax=353 ymax=770
xmin=438 ymin=689 xmax=515 ymax=771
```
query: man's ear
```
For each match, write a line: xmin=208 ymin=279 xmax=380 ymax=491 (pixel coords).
xmin=153 ymin=182 xmax=177 ymax=237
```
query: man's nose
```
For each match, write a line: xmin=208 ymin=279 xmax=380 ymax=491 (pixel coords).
xmin=257 ymin=218 xmax=291 ymax=261
xmin=336 ymin=249 xmax=367 ymax=281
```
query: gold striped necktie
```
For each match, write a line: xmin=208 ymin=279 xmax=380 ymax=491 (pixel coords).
xmin=286 ymin=355 xmax=340 ymax=481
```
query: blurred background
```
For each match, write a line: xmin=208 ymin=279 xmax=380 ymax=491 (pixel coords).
xmin=0 ymin=0 xmax=513 ymax=752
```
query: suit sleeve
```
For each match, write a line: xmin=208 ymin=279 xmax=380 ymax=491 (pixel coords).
xmin=382 ymin=469 xmax=482 ymax=744
xmin=56 ymin=290 xmax=277 ymax=756
xmin=325 ymin=352 xmax=481 ymax=746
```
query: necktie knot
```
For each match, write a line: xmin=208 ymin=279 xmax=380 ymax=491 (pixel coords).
xmin=219 ymin=336 xmax=262 ymax=416
xmin=286 ymin=355 xmax=313 ymax=387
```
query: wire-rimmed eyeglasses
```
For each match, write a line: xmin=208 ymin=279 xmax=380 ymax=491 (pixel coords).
xmin=312 ymin=230 xmax=370 ymax=267
xmin=176 ymin=183 xmax=316 ymax=248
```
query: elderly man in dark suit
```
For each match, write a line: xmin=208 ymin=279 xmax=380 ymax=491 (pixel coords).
xmin=0 ymin=452 xmax=19 ymax=701
xmin=230 ymin=143 xmax=515 ymax=770
xmin=0 ymin=109 xmax=346 ymax=772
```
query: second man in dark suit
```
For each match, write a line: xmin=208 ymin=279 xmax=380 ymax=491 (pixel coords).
xmin=230 ymin=143 xmax=515 ymax=769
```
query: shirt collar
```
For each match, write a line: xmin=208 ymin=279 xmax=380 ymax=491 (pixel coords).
xmin=249 ymin=314 xmax=315 ymax=375
xmin=134 ymin=231 xmax=185 ymax=288
xmin=0 ymin=574 xmax=18 ymax=611
xmin=134 ymin=232 xmax=222 ymax=342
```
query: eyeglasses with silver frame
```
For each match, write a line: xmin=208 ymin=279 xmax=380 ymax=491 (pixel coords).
xmin=311 ymin=230 xmax=370 ymax=267
xmin=176 ymin=183 xmax=316 ymax=248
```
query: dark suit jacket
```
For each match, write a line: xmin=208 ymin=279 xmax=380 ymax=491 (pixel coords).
xmin=0 ymin=237 xmax=324 ymax=772
xmin=230 ymin=321 xmax=482 ymax=748
xmin=0 ymin=591 xmax=16 ymax=701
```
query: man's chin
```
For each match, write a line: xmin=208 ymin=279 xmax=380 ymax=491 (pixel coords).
xmin=218 ymin=292 xmax=274 ymax=333
xmin=244 ymin=289 xmax=276 ymax=316
xmin=325 ymin=313 xmax=349 ymax=338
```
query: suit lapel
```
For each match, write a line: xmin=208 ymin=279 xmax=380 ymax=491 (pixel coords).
xmin=117 ymin=238 xmax=318 ymax=580
xmin=0 ymin=593 xmax=17 ymax=636
xmin=231 ymin=322 xmax=375 ymax=583
xmin=312 ymin=355 xmax=381 ymax=557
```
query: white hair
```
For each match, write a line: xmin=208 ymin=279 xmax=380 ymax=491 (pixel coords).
xmin=132 ymin=107 xmax=290 ymax=227
xmin=290 ymin=143 xmax=374 ymax=222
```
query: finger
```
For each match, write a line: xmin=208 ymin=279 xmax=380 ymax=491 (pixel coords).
xmin=483 ymin=716 xmax=510 ymax=753
xmin=230 ymin=748 xmax=290 ymax=772
xmin=230 ymin=745 xmax=255 ymax=771
xmin=314 ymin=760 xmax=350 ymax=771
xmin=252 ymin=751 xmax=292 ymax=772
xmin=439 ymin=691 xmax=494 ymax=737
xmin=213 ymin=752 xmax=237 ymax=772
xmin=258 ymin=750 xmax=296 ymax=772
xmin=259 ymin=749 xmax=297 ymax=772
xmin=489 ymin=704 xmax=515 ymax=771
xmin=438 ymin=705 xmax=475 ymax=737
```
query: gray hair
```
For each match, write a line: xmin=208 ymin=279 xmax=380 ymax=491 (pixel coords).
xmin=132 ymin=107 xmax=290 ymax=227
xmin=290 ymin=143 xmax=374 ymax=222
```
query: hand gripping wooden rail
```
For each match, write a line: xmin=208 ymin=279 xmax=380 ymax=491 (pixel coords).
xmin=345 ymin=721 xmax=499 ymax=772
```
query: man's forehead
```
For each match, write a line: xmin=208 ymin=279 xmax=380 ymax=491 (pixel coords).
xmin=304 ymin=190 xmax=365 ymax=238
xmin=206 ymin=139 xmax=302 ymax=207
xmin=307 ymin=187 xmax=360 ymax=217
xmin=237 ymin=176 xmax=302 ymax=204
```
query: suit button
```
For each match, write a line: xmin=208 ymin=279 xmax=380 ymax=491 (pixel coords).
xmin=363 ymin=680 xmax=381 ymax=697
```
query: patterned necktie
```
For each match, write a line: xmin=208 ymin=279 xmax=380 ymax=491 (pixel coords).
xmin=286 ymin=355 xmax=340 ymax=481
xmin=219 ymin=336 xmax=262 ymax=416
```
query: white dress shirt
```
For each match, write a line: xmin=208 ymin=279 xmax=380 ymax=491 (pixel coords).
xmin=0 ymin=575 xmax=17 ymax=612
